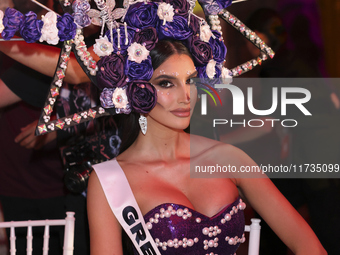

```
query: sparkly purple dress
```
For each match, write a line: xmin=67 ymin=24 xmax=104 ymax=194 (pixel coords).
xmin=134 ymin=197 xmax=246 ymax=255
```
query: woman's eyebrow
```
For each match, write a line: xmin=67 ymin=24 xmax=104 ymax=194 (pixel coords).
xmin=153 ymin=74 xmax=176 ymax=80
xmin=188 ymin=71 xmax=198 ymax=78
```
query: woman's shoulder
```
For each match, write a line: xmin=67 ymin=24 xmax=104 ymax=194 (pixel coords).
xmin=190 ymin=134 xmax=249 ymax=158
xmin=190 ymin=134 xmax=257 ymax=169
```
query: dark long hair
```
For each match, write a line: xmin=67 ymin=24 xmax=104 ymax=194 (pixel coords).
xmin=115 ymin=40 xmax=193 ymax=154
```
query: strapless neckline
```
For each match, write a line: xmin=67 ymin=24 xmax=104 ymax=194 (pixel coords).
xmin=143 ymin=197 xmax=240 ymax=219
xmin=138 ymin=197 xmax=246 ymax=255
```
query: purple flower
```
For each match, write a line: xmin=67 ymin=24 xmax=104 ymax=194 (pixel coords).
xmin=100 ymin=87 xmax=132 ymax=115
xmin=209 ymin=30 xmax=227 ymax=63
xmin=186 ymin=35 xmax=213 ymax=66
xmin=72 ymin=0 xmax=91 ymax=13
xmin=97 ymin=53 xmax=128 ymax=89
xmin=2 ymin=8 xmax=24 ymax=40
xmin=189 ymin=15 xmax=201 ymax=36
xmin=197 ymin=64 xmax=222 ymax=79
xmin=163 ymin=0 xmax=190 ymax=17
xmin=19 ymin=11 xmax=42 ymax=43
xmin=57 ymin=13 xmax=77 ymax=41
xmin=73 ymin=12 xmax=91 ymax=28
xmin=133 ymin=27 xmax=158 ymax=51
xmin=157 ymin=16 xmax=192 ymax=40
xmin=127 ymin=81 xmax=157 ymax=113
xmin=197 ymin=0 xmax=221 ymax=15
xmin=100 ymin=88 xmax=115 ymax=108
xmin=115 ymin=104 xmax=132 ymax=114
xmin=125 ymin=56 xmax=153 ymax=82
xmin=105 ymin=25 xmax=135 ymax=54
xmin=125 ymin=2 xmax=159 ymax=29
xmin=215 ymin=0 xmax=232 ymax=9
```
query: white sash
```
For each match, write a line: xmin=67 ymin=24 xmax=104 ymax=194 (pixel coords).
xmin=93 ymin=159 xmax=161 ymax=255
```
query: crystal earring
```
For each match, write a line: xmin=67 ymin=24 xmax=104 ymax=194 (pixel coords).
xmin=139 ymin=115 xmax=147 ymax=135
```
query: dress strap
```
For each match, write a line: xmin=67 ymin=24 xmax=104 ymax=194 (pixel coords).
xmin=93 ymin=159 xmax=161 ymax=255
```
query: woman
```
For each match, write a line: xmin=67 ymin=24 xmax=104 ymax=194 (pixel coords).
xmin=0 ymin=2 xmax=327 ymax=254
xmin=87 ymin=40 xmax=326 ymax=255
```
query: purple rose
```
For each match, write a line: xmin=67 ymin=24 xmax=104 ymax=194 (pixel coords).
xmin=157 ymin=16 xmax=192 ymax=40
xmin=2 ymin=8 xmax=24 ymax=40
xmin=197 ymin=0 xmax=221 ymax=15
xmin=105 ymin=25 xmax=135 ymax=54
xmin=133 ymin=27 xmax=158 ymax=51
xmin=100 ymin=87 xmax=132 ymax=115
xmin=97 ymin=53 xmax=128 ymax=89
xmin=127 ymin=81 xmax=157 ymax=113
xmin=19 ymin=11 xmax=42 ymax=43
xmin=186 ymin=35 xmax=213 ymax=66
xmin=125 ymin=2 xmax=159 ymax=29
xmin=57 ymin=13 xmax=77 ymax=41
xmin=100 ymin=88 xmax=115 ymax=108
xmin=215 ymin=0 xmax=232 ymax=9
xmin=72 ymin=0 xmax=91 ymax=13
xmin=189 ymin=15 xmax=201 ymax=36
xmin=209 ymin=30 xmax=227 ymax=63
xmin=163 ymin=0 xmax=190 ymax=17
xmin=115 ymin=104 xmax=132 ymax=114
xmin=73 ymin=12 xmax=91 ymax=28
xmin=125 ymin=56 xmax=153 ymax=82
xmin=197 ymin=65 xmax=222 ymax=79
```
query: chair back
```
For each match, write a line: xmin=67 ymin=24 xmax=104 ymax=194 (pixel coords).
xmin=244 ymin=218 xmax=261 ymax=255
xmin=0 ymin=211 xmax=75 ymax=255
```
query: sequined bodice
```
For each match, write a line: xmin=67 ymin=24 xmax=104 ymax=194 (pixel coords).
xmin=134 ymin=197 xmax=246 ymax=255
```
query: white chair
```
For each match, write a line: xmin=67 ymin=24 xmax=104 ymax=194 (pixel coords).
xmin=0 ymin=211 xmax=75 ymax=255
xmin=244 ymin=218 xmax=261 ymax=255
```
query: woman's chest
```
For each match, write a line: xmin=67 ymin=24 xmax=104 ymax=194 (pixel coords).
xmin=123 ymin=162 xmax=239 ymax=218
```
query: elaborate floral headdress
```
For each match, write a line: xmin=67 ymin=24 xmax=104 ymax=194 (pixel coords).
xmin=0 ymin=0 xmax=274 ymax=135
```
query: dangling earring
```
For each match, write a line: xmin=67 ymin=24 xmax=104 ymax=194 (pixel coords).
xmin=139 ymin=115 xmax=147 ymax=135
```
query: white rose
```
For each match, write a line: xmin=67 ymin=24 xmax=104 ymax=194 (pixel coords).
xmin=93 ymin=35 xmax=114 ymax=57
xmin=127 ymin=42 xmax=149 ymax=64
xmin=206 ymin=59 xmax=216 ymax=79
xmin=200 ymin=24 xmax=213 ymax=43
xmin=112 ymin=87 xmax=128 ymax=109
xmin=40 ymin=12 xmax=59 ymax=45
xmin=0 ymin=10 xmax=4 ymax=34
xmin=157 ymin=2 xmax=174 ymax=25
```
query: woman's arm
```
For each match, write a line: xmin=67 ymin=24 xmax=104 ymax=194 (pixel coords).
xmin=0 ymin=40 xmax=94 ymax=84
xmin=87 ymin=171 xmax=124 ymax=255
xmin=230 ymin=147 xmax=327 ymax=255
xmin=0 ymin=78 xmax=21 ymax=108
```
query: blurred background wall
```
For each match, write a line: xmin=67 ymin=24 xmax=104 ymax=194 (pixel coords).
xmin=224 ymin=0 xmax=340 ymax=77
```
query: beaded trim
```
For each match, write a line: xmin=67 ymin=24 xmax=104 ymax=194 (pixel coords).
xmin=35 ymin=41 xmax=108 ymax=135
xmin=144 ymin=199 xmax=246 ymax=252
xmin=218 ymin=9 xmax=275 ymax=77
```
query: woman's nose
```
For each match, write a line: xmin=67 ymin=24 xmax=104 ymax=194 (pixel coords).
xmin=178 ymin=82 xmax=190 ymax=103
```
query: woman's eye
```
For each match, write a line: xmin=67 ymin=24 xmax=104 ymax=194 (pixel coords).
xmin=158 ymin=80 xmax=173 ymax=88
xmin=187 ymin=78 xmax=196 ymax=85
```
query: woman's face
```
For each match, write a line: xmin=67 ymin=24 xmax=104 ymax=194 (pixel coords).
xmin=148 ymin=54 xmax=197 ymax=131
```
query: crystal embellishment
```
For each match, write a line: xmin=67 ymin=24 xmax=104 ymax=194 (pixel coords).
xmin=51 ymin=87 xmax=59 ymax=97
xmin=57 ymin=70 xmax=65 ymax=79
xmin=88 ymin=109 xmax=97 ymax=118
xmin=38 ymin=124 xmax=47 ymax=134
xmin=55 ymin=119 xmax=65 ymax=130
xmin=44 ymin=105 xmax=53 ymax=115
xmin=72 ymin=113 xmax=81 ymax=123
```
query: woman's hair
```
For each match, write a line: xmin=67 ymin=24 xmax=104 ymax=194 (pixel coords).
xmin=150 ymin=40 xmax=193 ymax=70
xmin=115 ymin=40 xmax=193 ymax=154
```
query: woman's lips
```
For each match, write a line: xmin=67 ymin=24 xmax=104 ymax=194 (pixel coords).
xmin=170 ymin=108 xmax=191 ymax=117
